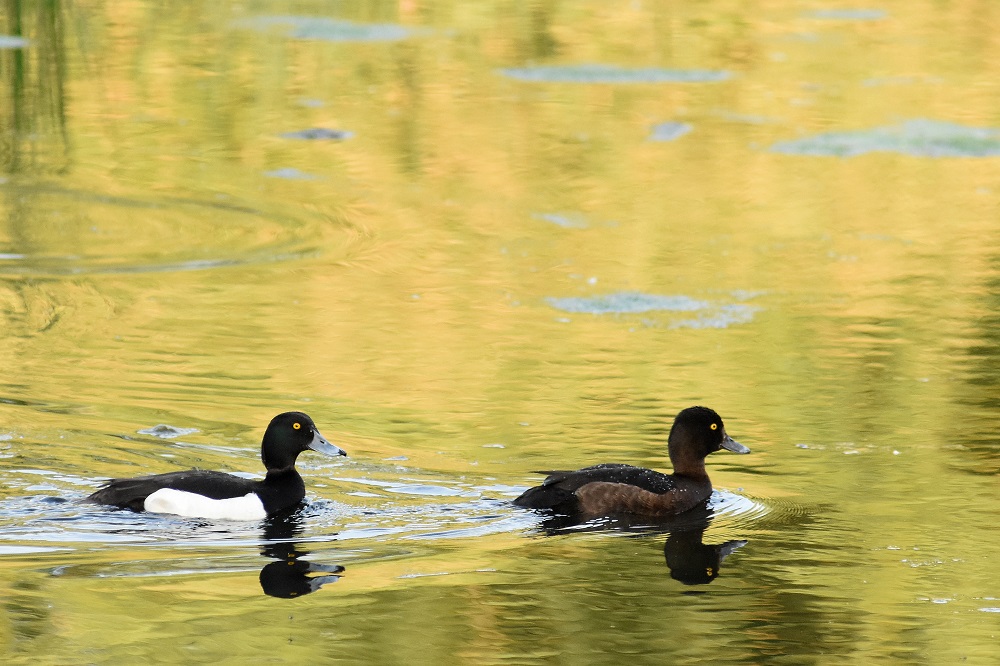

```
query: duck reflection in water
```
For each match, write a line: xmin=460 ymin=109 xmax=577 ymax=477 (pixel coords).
xmin=259 ymin=510 xmax=344 ymax=598
xmin=535 ymin=504 xmax=747 ymax=585
xmin=662 ymin=520 xmax=746 ymax=585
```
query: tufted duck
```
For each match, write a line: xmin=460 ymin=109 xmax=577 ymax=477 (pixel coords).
xmin=87 ymin=412 xmax=346 ymax=520
xmin=513 ymin=406 xmax=749 ymax=517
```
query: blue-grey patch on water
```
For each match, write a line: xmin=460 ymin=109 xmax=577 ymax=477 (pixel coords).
xmin=804 ymin=8 xmax=888 ymax=20
xmin=280 ymin=127 xmax=354 ymax=141
xmin=532 ymin=212 xmax=588 ymax=229
xmin=549 ymin=292 xmax=707 ymax=314
xmin=770 ymin=119 xmax=1000 ymax=158
xmin=498 ymin=64 xmax=731 ymax=84
xmin=649 ymin=121 xmax=693 ymax=142
xmin=137 ymin=424 xmax=199 ymax=439
xmin=0 ymin=35 xmax=30 ymax=49
xmin=263 ymin=167 xmax=319 ymax=180
xmin=546 ymin=291 xmax=760 ymax=329
xmin=232 ymin=15 xmax=417 ymax=42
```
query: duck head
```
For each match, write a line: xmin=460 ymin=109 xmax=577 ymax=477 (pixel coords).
xmin=261 ymin=411 xmax=347 ymax=471
xmin=668 ymin=406 xmax=749 ymax=471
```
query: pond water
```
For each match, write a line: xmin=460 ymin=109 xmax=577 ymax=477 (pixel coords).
xmin=2 ymin=1 xmax=999 ymax=663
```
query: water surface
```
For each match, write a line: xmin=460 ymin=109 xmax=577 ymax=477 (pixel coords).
xmin=2 ymin=1 xmax=1000 ymax=663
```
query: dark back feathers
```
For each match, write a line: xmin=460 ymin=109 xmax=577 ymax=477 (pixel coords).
xmin=87 ymin=470 xmax=259 ymax=512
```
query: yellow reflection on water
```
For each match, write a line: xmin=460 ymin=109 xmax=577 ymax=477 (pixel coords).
xmin=2 ymin=0 xmax=1000 ymax=663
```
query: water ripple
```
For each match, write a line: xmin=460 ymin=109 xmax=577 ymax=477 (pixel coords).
xmin=0 ymin=183 xmax=360 ymax=275
xmin=706 ymin=490 xmax=773 ymax=535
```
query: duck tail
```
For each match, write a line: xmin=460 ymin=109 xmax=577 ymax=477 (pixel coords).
xmin=512 ymin=483 xmax=577 ymax=511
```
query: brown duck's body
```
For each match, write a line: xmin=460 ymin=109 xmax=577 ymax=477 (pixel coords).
xmin=513 ymin=406 xmax=750 ymax=519
xmin=573 ymin=472 xmax=712 ymax=516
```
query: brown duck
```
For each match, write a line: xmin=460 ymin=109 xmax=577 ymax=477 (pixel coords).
xmin=513 ymin=406 xmax=749 ymax=518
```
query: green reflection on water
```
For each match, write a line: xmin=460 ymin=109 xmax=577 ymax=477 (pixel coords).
xmin=2 ymin=0 xmax=1000 ymax=663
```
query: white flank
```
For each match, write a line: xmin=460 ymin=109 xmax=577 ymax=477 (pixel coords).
xmin=143 ymin=488 xmax=267 ymax=521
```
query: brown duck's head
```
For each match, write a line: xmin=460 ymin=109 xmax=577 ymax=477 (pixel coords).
xmin=667 ymin=406 xmax=750 ymax=468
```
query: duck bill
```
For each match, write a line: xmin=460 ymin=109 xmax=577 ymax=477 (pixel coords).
xmin=721 ymin=434 xmax=750 ymax=454
xmin=309 ymin=430 xmax=348 ymax=457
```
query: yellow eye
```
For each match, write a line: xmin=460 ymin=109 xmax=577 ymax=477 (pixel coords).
xmin=293 ymin=422 xmax=301 ymax=430
xmin=710 ymin=423 xmax=718 ymax=430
